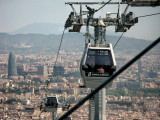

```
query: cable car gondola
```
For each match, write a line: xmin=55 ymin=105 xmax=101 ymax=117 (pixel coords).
xmin=40 ymin=95 xmax=61 ymax=112
xmin=80 ymin=43 xmax=116 ymax=89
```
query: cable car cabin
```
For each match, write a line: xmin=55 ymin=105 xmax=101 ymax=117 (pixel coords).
xmin=80 ymin=43 xmax=116 ymax=89
xmin=41 ymin=95 xmax=61 ymax=112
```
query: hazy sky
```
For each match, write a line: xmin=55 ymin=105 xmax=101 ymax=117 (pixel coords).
xmin=0 ymin=0 xmax=160 ymax=40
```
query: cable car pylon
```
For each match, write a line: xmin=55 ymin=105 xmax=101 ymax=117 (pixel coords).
xmin=65 ymin=2 xmax=118 ymax=120
xmin=84 ymin=21 xmax=115 ymax=120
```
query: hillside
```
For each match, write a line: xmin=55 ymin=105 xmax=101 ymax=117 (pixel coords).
xmin=0 ymin=33 xmax=159 ymax=54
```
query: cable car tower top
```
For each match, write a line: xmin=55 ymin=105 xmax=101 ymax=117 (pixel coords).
xmin=65 ymin=0 xmax=160 ymax=35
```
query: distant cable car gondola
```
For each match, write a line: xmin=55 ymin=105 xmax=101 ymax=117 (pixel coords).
xmin=80 ymin=43 xmax=116 ymax=89
xmin=40 ymin=95 xmax=61 ymax=112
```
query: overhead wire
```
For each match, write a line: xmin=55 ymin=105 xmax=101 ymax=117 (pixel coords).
xmin=58 ymin=37 xmax=160 ymax=120
xmin=113 ymin=32 xmax=124 ymax=49
xmin=54 ymin=28 xmax=66 ymax=67
xmin=47 ymin=27 xmax=66 ymax=88
xmin=137 ymin=12 xmax=160 ymax=18
xmin=95 ymin=0 xmax=112 ymax=12
xmin=43 ymin=28 xmax=66 ymax=93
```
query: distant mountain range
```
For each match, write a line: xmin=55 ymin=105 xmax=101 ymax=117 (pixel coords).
xmin=11 ymin=22 xmax=120 ymax=36
xmin=11 ymin=23 xmax=64 ymax=35
xmin=0 ymin=32 xmax=159 ymax=55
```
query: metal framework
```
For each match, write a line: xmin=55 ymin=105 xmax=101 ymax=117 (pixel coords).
xmin=65 ymin=1 xmax=160 ymax=7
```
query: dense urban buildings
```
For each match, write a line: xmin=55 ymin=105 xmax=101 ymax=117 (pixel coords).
xmin=0 ymin=47 xmax=159 ymax=119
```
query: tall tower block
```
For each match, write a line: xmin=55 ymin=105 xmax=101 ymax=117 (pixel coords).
xmin=37 ymin=65 xmax=48 ymax=77
xmin=138 ymin=59 xmax=142 ymax=87
xmin=8 ymin=52 xmax=17 ymax=78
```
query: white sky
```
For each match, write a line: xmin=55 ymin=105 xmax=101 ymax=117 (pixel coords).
xmin=0 ymin=0 xmax=160 ymax=40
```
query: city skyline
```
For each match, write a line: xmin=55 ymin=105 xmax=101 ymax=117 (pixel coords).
xmin=0 ymin=50 xmax=159 ymax=119
xmin=0 ymin=0 xmax=159 ymax=119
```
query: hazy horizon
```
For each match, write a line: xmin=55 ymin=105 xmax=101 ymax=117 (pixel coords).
xmin=0 ymin=0 xmax=160 ymax=40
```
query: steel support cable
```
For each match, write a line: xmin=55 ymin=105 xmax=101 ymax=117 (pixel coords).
xmin=137 ymin=12 xmax=160 ymax=18
xmin=58 ymin=37 xmax=160 ymax=120
xmin=45 ymin=28 xmax=65 ymax=92
xmin=95 ymin=0 xmax=112 ymax=12
xmin=54 ymin=28 xmax=66 ymax=66
xmin=113 ymin=32 xmax=124 ymax=49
